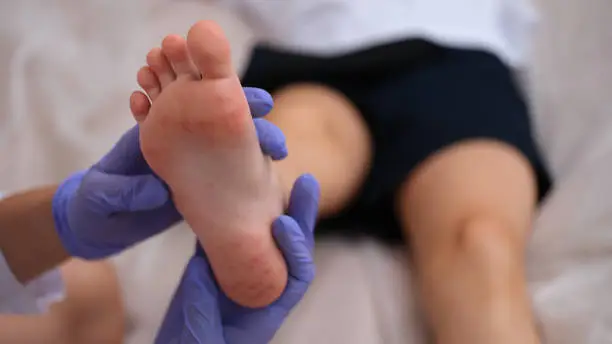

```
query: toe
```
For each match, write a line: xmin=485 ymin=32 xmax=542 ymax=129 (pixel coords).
xmin=130 ymin=91 xmax=150 ymax=123
xmin=146 ymin=47 xmax=175 ymax=87
xmin=136 ymin=66 xmax=161 ymax=101
xmin=186 ymin=21 xmax=234 ymax=79
xmin=161 ymin=34 xmax=198 ymax=77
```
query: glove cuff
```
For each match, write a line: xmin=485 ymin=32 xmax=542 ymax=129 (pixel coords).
xmin=52 ymin=170 xmax=96 ymax=259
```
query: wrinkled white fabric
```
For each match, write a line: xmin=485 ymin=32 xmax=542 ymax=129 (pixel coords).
xmin=1 ymin=0 xmax=150 ymax=180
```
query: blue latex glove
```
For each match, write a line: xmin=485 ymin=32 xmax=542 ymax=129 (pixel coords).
xmin=155 ymin=174 xmax=320 ymax=344
xmin=52 ymin=87 xmax=287 ymax=259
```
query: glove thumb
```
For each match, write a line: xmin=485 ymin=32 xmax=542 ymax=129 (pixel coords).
xmin=83 ymin=170 xmax=170 ymax=213
xmin=287 ymin=174 xmax=320 ymax=250
xmin=181 ymin=256 xmax=225 ymax=343
xmin=273 ymin=215 xmax=314 ymax=284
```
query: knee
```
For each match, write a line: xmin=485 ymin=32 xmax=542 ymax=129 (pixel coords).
xmin=273 ymin=82 xmax=372 ymax=158
xmin=453 ymin=217 xmax=526 ymax=270
xmin=270 ymin=83 xmax=367 ymax=139
xmin=57 ymin=259 xmax=124 ymax=343
xmin=61 ymin=259 xmax=123 ymax=310
xmin=412 ymin=216 xmax=527 ymax=291
xmin=412 ymin=214 xmax=527 ymax=271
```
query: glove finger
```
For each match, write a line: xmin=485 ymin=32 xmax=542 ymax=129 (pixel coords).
xmin=181 ymin=256 xmax=225 ymax=343
xmin=154 ymin=286 xmax=185 ymax=344
xmin=244 ymin=87 xmax=274 ymax=118
xmin=95 ymin=125 xmax=151 ymax=175
xmin=85 ymin=170 xmax=169 ymax=213
xmin=254 ymin=118 xmax=288 ymax=160
xmin=272 ymin=215 xmax=315 ymax=284
xmin=287 ymin=174 xmax=320 ymax=250
xmin=154 ymin=257 xmax=204 ymax=344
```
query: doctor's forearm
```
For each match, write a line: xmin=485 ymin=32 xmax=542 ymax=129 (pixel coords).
xmin=0 ymin=186 xmax=69 ymax=284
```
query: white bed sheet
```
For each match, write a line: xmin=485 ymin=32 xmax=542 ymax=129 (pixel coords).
xmin=0 ymin=0 xmax=611 ymax=343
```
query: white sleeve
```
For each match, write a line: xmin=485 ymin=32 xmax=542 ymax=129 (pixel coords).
xmin=0 ymin=251 xmax=65 ymax=314
xmin=0 ymin=191 xmax=66 ymax=314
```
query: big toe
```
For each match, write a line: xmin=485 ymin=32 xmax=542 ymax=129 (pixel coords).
xmin=186 ymin=21 xmax=234 ymax=79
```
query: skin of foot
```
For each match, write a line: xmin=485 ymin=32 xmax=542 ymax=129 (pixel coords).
xmin=130 ymin=21 xmax=287 ymax=308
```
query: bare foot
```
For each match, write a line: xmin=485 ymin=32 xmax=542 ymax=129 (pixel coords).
xmin=130 ymin=21 xmax=287 ymax=308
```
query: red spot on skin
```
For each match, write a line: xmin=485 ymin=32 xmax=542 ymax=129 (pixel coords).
xmin=221 ymin=261 xmax=285 ymax=307
xmin=209 ymin=234 xmax=287 ymax=308
xmin=164 ymin=79 xmax=253 ymax=148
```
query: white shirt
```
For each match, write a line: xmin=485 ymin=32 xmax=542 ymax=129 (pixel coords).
xmin=214 ymin=0 xmax=538 ymax=67
xmin=0 ymin=191 xmax=65 ymax=314
xmin=0 ymin=253 xmax=64 ymax=314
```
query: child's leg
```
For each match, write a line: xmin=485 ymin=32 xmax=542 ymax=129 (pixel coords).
xmin=398 ymin=141 xmax=539 ymax=344
xmin=0 ymin=259 xmax=124 ymax=343
xmin=380 ymin=49 xmax=547 ymax=344
xmin=55 ymin=259 xmax=124 ymax=343
xmin=265 ymin=84 xmax=373 ymax=217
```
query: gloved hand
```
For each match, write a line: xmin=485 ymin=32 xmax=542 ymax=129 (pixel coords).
xmin=155 ymin=174 xmax=320 ymax=344
xmin=52 ymin=87 xmax=287 ymax=259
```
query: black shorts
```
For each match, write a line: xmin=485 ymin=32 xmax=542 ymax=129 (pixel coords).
xmin=241 ymin=39 xmax=552 ymax=244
